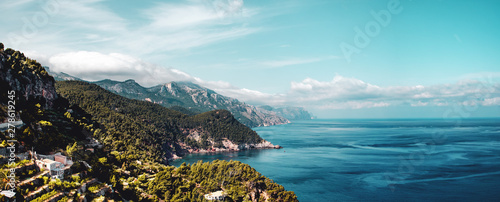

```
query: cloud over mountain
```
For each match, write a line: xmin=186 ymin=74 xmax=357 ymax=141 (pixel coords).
xmin=39 ymin=47 xmax=500 ymax=111
xmin=48 ymin=51 xmax=193 ymax=86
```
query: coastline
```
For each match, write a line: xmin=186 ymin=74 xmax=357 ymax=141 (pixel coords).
xmin=169 ymin=140 xmax=282 ymax=161
xmin=168 ymin=122 xmax=289 ymax=162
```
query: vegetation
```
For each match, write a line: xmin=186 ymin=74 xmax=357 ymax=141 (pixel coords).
xmin=31 ymin=190 xmax=60 ymax=202
xmin=56 ymin=81 xmax=263 ymax=162
xmin=1 ymin=48 xmax=50 ymax=79
xmin=93 ymin=80 xmax=287 ymax=128
xmin=147 ymin=160 xmax=297 ymax=201
xmin=0 ymin=47 xmax=53 ymax=108
xmin=0 ymin=44 xmax=297 ymax=201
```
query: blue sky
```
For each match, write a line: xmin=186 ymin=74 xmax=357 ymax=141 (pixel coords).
xmin=1 ymin=0 xmax=500 ymax=118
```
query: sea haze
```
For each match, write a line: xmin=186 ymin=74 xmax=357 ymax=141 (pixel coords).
xmin=172 ymin=118 xmax=500 ymax=201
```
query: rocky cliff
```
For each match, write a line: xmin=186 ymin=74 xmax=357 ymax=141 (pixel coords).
xmin=258 ymin=105 xmax=314 ymax=120
xmin=0 ymin=46 xmax=58 ymax=109
xmin=93 ymin=80 xmax=290 ymax=128
xmin=56 ymin=81 xmax=280 ymax=161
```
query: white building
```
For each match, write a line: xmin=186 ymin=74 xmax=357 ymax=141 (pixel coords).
xmin=0 ymin=190 xmax=16 ymax=198
xmin=36 ymin=159 xmax=65 ymax=179
xmin=35 ymin=153 xmax=73 ymax=179
xmin=204 ymin=191 xmax=227 ymax=201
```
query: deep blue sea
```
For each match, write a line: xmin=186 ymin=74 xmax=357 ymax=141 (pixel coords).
xmin=172 ymin=119 xmax=500 ymax=201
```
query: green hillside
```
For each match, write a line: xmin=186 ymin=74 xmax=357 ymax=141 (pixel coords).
xmin=1 ymin=43 xmax=297 ymax=201
xmin=56 ymin=81 xmax=265 ymax=162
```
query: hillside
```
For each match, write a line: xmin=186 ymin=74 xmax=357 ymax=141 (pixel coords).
xmin=56 ymin=81 xmax=277 ymax=161
xmin=0 ymin=43 xmax=297 ymax=201
xmin=93 ymin=79 xmax=290 ymax=127
xmin=0 ymin=46 xmax=90 ymax=154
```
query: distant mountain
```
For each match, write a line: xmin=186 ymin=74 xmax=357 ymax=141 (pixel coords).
xmin=56 ymin=81 xmax=278 ymax=160
xmin=1 ymin=44 xmax=297 ymax=201
xmin=258 ymin=105 xmax=314 ymax=120
xmin=46 ymin=70 xmax=313 ymax=127
xmin=45 ymin=66 xmax=82 ymax=81
xmin=93 ymin=79 xmax=291 ymax=127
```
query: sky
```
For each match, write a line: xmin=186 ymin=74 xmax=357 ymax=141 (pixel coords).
xmin=1 ymin=0 xmax=500 ymax=118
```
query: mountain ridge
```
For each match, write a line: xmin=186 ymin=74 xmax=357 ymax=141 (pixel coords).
xmin=0 ymin=43 xmax=297 ymax=201
xmin=56 ymin=80 xmax=279 ymax=161
xmin=93 ymin=78 xmax=293 ymax=127
xmin=258 ymin=105 xmax=315 ymax=121
xmin=50 ymin=71 xmax=314 ymax=126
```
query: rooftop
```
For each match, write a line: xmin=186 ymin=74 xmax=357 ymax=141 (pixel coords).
xmin=42 ymin=159 xmax=57 ymax=164
xmin=205 ymin=190 xmax=226 ymax=197
xmin=0 ymin=190 xmax=15 ymax=198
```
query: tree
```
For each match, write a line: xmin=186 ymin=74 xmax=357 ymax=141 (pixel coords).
xmin=98 ymin=157 xmax=108 ymax=165
xmin=66 ymin=142 xmax=78 ymax=157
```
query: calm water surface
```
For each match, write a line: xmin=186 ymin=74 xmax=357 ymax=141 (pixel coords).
xmin=172 ymin=119 xmax=500 ymax=201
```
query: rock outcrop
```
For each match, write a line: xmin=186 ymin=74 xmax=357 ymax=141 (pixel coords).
xmin=177 ymin=126 xmax=278 ymax=157
xmin=0 ymin=46 xmax=58 ymax=109
xmin=93 ymin=80 xmax=290 ymax=127
xmin=258 ymin=105 xmax=314 ymax=120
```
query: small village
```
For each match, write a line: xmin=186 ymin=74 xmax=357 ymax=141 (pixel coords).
xmin=0 ymin=43 xmax=298 ymax=201
xmin=0 ymin=137 xmax=113 ymax=202
xmin=1 ymin=137 xmax=232 ymax=202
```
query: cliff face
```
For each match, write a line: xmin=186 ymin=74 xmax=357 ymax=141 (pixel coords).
xmin=94 ymin=80 xmax=290 ymax=128
xmin=0 ymin=49 xmax=57 ymax=109
xmin=56 ymin=81 xmax=278 ymax=161
xmin=177 ymin=125 xmax=277 ymax=158
xmin=150 ymin=81 xmax=291 ymax=127
xmin=258 ymin=106 xmax=314 ymax=120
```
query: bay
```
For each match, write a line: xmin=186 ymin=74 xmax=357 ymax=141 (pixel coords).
xmin=172 ymin=119 xmax=500 ymax=201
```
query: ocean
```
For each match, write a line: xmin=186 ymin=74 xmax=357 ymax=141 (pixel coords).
xmin=172 ymin=119 xmax=500 ymax=201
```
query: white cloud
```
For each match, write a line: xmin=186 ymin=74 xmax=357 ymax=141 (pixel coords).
xmin=482 ymin=97 xmax=500 ymax=106
xmin=411 ymin=101 xmax=429 ymax=107
xmin=216 ymin=88 xmax=286 ymax=105
xmin=0 ymin=0 xmax=35 ymax=9
xmin=32 ymin=50 xmax=283 ymax=102
xmin=290 ymin=76 xmax=383 ymax=101
xmin=191 ymin=77 xmax=287 ymax=105
xmin=319 ymin=101 xmax=390 ymax=110
xmin=145 ymin=5 xmax=219 ymax=28
xmin=47 ymin=51 xmax=193 ymax=86
xmin=1 ymin=0 xmax=261 ymax=58
xmin=282 ymin=76 xmax=500 ymax=109
xmin=38 ymin=49 xmax=500 ymax=110
xmin=25 ymin=47 xmax=500 ymax=110
xmin=143 ymin=0 xmax=245 ymax=28
xmin=3 ymin=0 xmax=499 ymax=111
xmin=122 ymin=0 xmax=259 ymax=55
xmin=190 ymin=75 xmax=500 ymax=110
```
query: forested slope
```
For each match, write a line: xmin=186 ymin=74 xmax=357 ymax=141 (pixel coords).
xmin=0 ymin=43 xmax=297 ymax=201
xmin=56 ymin=81 xmax=269 ymax=161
